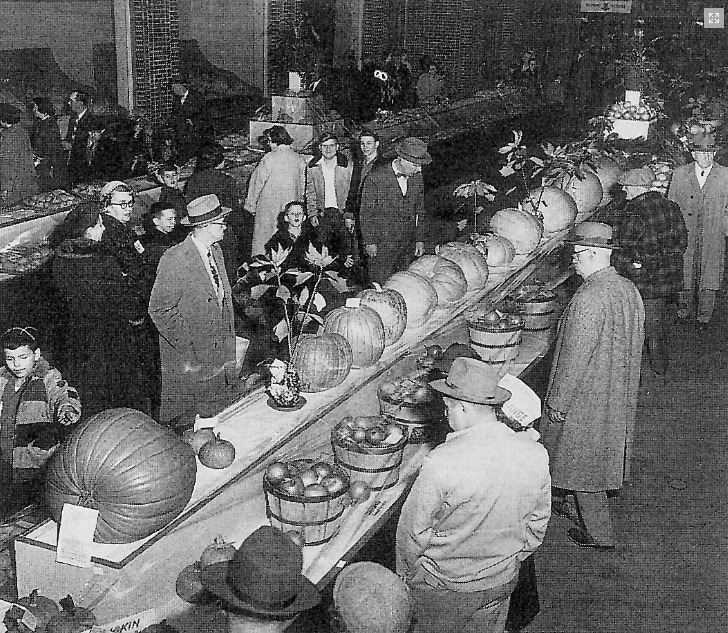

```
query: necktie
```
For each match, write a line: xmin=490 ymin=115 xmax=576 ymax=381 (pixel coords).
xmin=701 ymin=170 xmax=705 ymax=177
xmin=207 ymin=250 xmax=221 ymax=295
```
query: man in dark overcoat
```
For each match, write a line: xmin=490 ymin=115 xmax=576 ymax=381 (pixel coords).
xmin=359 ymin=137 xmax=430 ymax=282
xmin=543 ymin=222 xmax=644 ymax=550
xmin=667 ymin=132 xmax=728 ymax=325
xmin=149 ymin=194 xmax=237 ymax=423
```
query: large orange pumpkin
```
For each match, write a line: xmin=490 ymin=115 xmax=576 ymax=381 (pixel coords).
xmin=323 ymin=303 xmax=386 ymax=368
xmin=408 ymin=255 xmax=468 ymax=306
xmin=436 ymin=242 xmax=489 ymax=290
xmin=490 ymin=207 xmax=544 ymax=255
xmin=45 ymin=408 xmax=197 ymax=544
xmin=384 ymin=271 xmax=438 ymax=328
xmin=522 ymin=186 xmax=578 ymax=235
xmin=291 ymin=333 xmax=353 ymax=392
xmin=357 ymin=283 xmax=407 ymax=345
xmin=584 ymin=157 xmax=623 ymax=207
xmin=476 ymin=233 xmax=516 ymax=268
xmin=553 ymin=173 xmax=603 ymax=221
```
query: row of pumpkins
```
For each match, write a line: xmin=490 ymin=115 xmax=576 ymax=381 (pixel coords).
xmin=291 ymin=156 xmax=623 ymax=393
xmin=41 ymin=158 xmax=625 ymax=546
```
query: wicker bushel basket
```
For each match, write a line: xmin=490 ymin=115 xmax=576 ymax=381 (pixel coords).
xmin=468 ymin=318 xmax=522 ymax=367
xmin=378 ymin=395 xmax=447 ymax=444
xmin=331 ymin=426 xmax=407 ymax=491
xmin=263 ymin=463 xmax=349 ymax=546
xmin=513 ymin=290 xmax=561 ymax=331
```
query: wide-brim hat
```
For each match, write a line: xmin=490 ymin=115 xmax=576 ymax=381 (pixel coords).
xmin=200 ymin=526 xmax=320 ymax=617
xmin=618 ymin=166 xmax=655 ymax=187
xmin=395 ymin=137 xmax=432 ymax=165
xmin=429 ymin=357 xmax=511 ymax=405
xmin=182 ymin=193 xmax=231 ymax=226
xmin=688 ymin=132 xmax=721 ymax=152
xmin=565 ymin=221 xmax=621 ymax=250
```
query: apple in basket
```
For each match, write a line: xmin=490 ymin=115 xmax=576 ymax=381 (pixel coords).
xmin=482 ymin=310 xmax=501 ymax=324
xmin=265 ymin=461 xmax=290 ymax=485
xmin=303 ymin=483 xmax=330 ymax=498
xmin=298 ymin=468 xmax=319 ymax=487
xmin=312 ymin=461 xmax=335 ymax=480
xmin=321 ymin=474 xmax=348 ymax=495
xmin=278 ymin=476 xmax=305 ymax=497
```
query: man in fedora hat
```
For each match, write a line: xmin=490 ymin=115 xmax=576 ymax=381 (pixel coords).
xmin=668 ymin=132 xmax=728 ymax=326
xmin=201 ymin=526 xmax=320 ymax=632
xmin=544 ymin=222 xmax=644 ymax=550
xmin=149 ymin=194 xmax=237 ymax=423
xmin=614 ymin=167 xmax=687 ymax=374
xmin=359 ymin=136 xmax=431 ymax=282
xmin=396 ymin=357 xmax=551 ymax=633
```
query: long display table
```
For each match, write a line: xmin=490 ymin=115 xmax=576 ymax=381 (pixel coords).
xmin=13 ymin=226 xmax=569 ymax=630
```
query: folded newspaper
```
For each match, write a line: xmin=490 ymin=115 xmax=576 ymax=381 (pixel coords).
xmin=498 ymin=373 xmax=541 ymax=431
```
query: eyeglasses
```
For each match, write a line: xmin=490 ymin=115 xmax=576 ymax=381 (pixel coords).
xmin=111 ymin=200 xmax=134 ymax=209
xmin=207 ymin=221 xmax=227 ymax=227
xmin=573 ymin=248 xmax=591 ymax=257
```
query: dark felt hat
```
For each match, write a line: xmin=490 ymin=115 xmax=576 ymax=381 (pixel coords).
xmin=394 ymin=137 xmax=432 ymax=165
xmin=200 ymin=526 xmax=320 ymax=617
xmin=688 ymin=132 xmax=721 ymax=152
xmin=565 ymin=221 xmax=621 ymax=250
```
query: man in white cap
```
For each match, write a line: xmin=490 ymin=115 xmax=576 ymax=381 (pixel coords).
xmin=668 ymin=132 xmax=728 ymax=326
xmin=396 ymin=357 xmax=551 ymax=633
xmin=359 ymin=136 xmax=431 ymax=282
xmin=149 ymin=194 xmax=237 ymax=423
xmin=544 ymin=222 xmax=644 ymax=550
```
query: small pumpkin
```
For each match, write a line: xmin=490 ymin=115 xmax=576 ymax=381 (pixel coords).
xmin=522 ymin=187 xmax=578 ymax=235
xmin=45 ymin=408 xmax=197 ymax=544
xmin=584 ymin=157 xmax=623 ymax=207
xmin=200 ymin=535 xmax=237 ymax=566
xmin=408 ymin=255 xmax=468 ymax=306
xmin=198 ymin=434 xmax=236 ymax=469
xmin=357 ymin=283 xmax=407 ymax=345
xmin=290 ymin=332 xmax=353 ymax=392
xmin=435 ymin=243 xmax=489 ymax=291
xmin=476 ymin=233 xmax=516 ymax=268
xmin=46 ymin=596 xmax=96 ymax=633
xmin=384 ymin=271 xmax=438 ymax=328
xmin=182 ymin=427 xmax=216 ymax=455
xmin=552 ymin=172 xmax=602 ymax=220
xmin=323 ymin=302 xmax=386 ymax=368
xmin=176 ymin=562 xmax=206 ymax=604
xmin=490 ymin=207 xmax=544 ymax=255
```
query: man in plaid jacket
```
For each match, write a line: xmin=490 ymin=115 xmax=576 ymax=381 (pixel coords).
xmin=614 ymin=167 xmax=688 ymax=374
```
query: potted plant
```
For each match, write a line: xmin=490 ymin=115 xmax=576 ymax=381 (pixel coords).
xmin=267 ymin=13 xmax=324 ymax=94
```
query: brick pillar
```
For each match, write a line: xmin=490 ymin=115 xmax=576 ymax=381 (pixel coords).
xmin=113 ymin=0 xmax=180 ymax=121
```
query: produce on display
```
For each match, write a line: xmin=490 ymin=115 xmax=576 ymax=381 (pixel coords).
xmin=509 ymin=285 xmax=562 ymax=331
xmin=45 ymin=408 xmax=198 ymax=544
xmin=175 ymin=562 xmax=207 ymax=604
xmin=384 ymin=271 xmax=438 ymax=329
xmin=522 ymin=186 xmax=579 ymax=234
xmin=649 ymin=161 xmax=673 ymax=195
xmin=408 ymin=254 xmax=468 ymax=306
xmin=435 ymin=242 xmax=489 ymax=290
xmin=183 ymin=427 xmax=216 ymax=455
xmin=198 ymin=434 xmax=236 ymax=469
xmin=357 ymin=283 xmax=408 ymax=345
xmin=323 ymin=302 xmax=386 ymax=369
xmin=4 ymin=590 xmax=59 ymax=633
xmin=290 ymin=332 xmax=353 ymax=392
xmin=554 ymin=171 xmax=603 ymax=220
xmin=199 ymin=536 xmax=237 ymax=567
xmin=267 ymin=362 xmax=302 ymax=408
xmin=46 ymin=596 xmax=96 ymax=633
xmin=583 ymin=157 xmax=624 ymax=207
xmin=490 ymin=207 xmax=544 ymax=255
xmin=474 ymin=233 xmax=516 ymax=268
xmin=467 ymin=310 xmax=524 ymax=367
xmin=607 ymin=100 xmax=657 ymax=121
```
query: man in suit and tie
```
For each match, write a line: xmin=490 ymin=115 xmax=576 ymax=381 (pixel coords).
xmin=64 ymin=91 xmax=94 ymax=186
xmin=170 ymin=82 xmax=213 ymax=164
xmin=359 ymin=136 xmax=430 ymax=282
xmin=149 ymin=194 xmax=237 ymax=423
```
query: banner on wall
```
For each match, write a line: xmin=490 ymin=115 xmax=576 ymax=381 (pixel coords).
xmin=580 ymin=0 xmax=633 ymax=13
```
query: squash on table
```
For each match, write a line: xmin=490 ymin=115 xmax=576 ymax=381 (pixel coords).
xmin=384 ymin=271 xmax=438 ymax=329
xmin=584 ymin=157 xmax=623 ymax=206
xmin=357 ymin=283 xmax=407 ymax=345
xmin=409 ymin=254 xmax=468 ymax=306
xmin=323 ymin=301 xmax=386 ymax=368
xmin=476 ymin=233 xmax=516 ymax=268
xmin=436 ymin=242 xmax=489 ymax=290
xmin=489 ymin=207 xmax=544 ymax=255
xmin=45 ymin=408 xmax=197 ymax=544
xmin=552 ymin=172 xmax=602 ymax=219
xmin=522 ymin=186 xmax=578 ymax=235
xmin=290 ymin=332 xmax=353 ymax=392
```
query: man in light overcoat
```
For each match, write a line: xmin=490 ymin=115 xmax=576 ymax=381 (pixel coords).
xmin=667 ymin=132 xmax=728 ymax=325
xmin=543 ymin=222 xmax=644 ymax=550
xmin=149 ymin=194 xmax=237 ymax=423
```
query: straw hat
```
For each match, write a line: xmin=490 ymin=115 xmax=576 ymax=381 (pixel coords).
xmin=181 ymin=194 xmax=231 ymax=226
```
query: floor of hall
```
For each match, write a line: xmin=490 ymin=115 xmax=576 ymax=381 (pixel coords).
xmin=337 ymin=286 xmax=728 ymax=633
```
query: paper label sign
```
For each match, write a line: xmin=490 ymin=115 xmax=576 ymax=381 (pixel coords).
xmin=56 ymin=503 xmax=99 ymax=568
xmin=580 ymin=0 xmax=632 ymax=13
xmin=0 ymin=599 xmax=15 ymax=633
xmin=20 ymin=608 xmax=38 ymax=632
xmin=498 ymin=374 xmax=541 ymax=427
xmin=94 ymin=608 xmax=158 ymax=633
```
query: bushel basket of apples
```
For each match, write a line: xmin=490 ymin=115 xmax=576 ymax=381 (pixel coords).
xmin=263 ymin=459 xmax=368 ymax=546
xmin=467 ymin=310 xmax=523 ymax=367
xmin=377 ymin=370 xmax=447 ymax=444
xmin=331 ymin=416 xmax=407 ymax=491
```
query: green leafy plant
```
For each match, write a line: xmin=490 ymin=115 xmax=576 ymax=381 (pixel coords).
xmin=452 ymin=179 xmax=497 ymax=234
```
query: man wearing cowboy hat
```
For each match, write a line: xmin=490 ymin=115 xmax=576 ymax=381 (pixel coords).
xmin=396 ymin=357 xmax=551 ymax=633
xmin=201 ymin=526 xmax=320 ymax=632
xmin=668 ymin=132 xmax=728 ymax=326
xmin=359 ymin=136 xmax=431 ymax=282
xmin=149 ymin=194 xmax=237 ymax=423
xmin=614 ymin=167 xmax=687 ymax=374
xmin=544 ymin=222 xmax=644 ymax=550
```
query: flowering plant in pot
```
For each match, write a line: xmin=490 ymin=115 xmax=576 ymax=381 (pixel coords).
xmin=238 ymin=243 xmax=347 ymax=408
